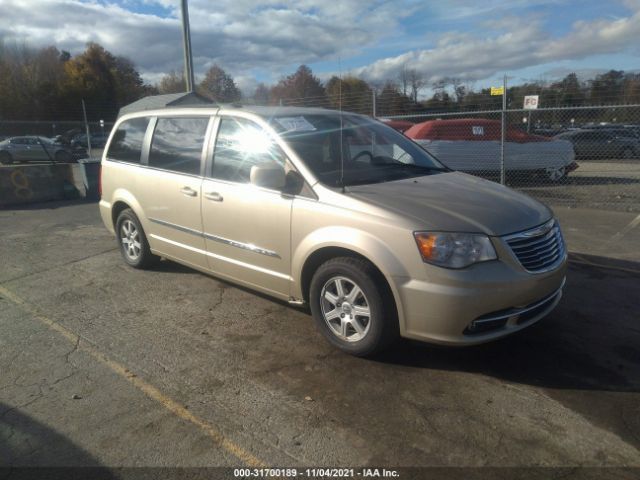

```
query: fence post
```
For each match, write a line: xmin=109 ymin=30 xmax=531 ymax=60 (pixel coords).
xmin=500 ymin=75 xmax=507 ymax=185
xmin=372 ymin=90 xmax=376 ymax=118
xmin=82 ymin=99 xmax=92 ymax=159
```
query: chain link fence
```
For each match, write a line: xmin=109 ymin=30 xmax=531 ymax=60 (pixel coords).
xmin=279 ymin=91 xmax=640 ymax=214
xmin=382 ymin=105 xmax=640 ymax=213
xmin=2 ymin=98 xmax=639 ymax=214
xmin=0 ymin=120 xmax=114 ymax=164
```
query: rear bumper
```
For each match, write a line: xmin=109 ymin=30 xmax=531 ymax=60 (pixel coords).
xmin=99 ymin=199 xmax=115 ymax=235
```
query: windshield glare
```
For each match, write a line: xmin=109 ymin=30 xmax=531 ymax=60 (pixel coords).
xmin=270 ymin=114 xmax=446 ymax=187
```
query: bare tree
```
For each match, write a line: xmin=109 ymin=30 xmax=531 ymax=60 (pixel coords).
xmin=407 ymin=69 xmax=425 ymax=103
xmin=398 ymin=64 xmax=409 ymax=97
xmin=157 ymin=70 xmax=185 ymax=94
xmin=449 ymin=77 xmax=468 ymax=104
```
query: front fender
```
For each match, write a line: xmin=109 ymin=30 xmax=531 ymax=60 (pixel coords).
xmin=291 ymin=226 xmax=410 ymax=334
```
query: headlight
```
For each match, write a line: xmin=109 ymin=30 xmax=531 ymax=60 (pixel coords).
xmin=413 ymin=232 xmax=497 ymax=268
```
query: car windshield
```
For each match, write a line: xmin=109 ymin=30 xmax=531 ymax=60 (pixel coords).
xmin=269 ymin=113 xmax=447 ymax=187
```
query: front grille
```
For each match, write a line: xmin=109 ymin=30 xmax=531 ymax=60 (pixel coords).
xmin=505 ymin=219 xmax=565 ymax=272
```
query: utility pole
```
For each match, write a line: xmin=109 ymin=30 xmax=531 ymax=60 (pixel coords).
xmin=180 ymin=0 xmax=195 ymax=92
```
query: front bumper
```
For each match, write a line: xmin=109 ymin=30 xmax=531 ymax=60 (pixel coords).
xmin=393 ymin=253 xmax=567 ymax=345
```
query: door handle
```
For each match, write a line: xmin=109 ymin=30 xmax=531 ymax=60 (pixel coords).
xmin=180 ymin=186 xmax=197 ymax=197
xmin=204 ymin=191 xmax=223 ymax=202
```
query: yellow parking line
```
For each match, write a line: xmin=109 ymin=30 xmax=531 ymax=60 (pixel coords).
xmin=0 ymin=284 xmax=266 ymax=468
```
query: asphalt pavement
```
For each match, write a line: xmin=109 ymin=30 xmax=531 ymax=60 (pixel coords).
xmin=0 ymin=201 xmax=639 ymax=472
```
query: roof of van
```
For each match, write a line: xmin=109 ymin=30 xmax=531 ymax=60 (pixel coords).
xmin=119 ymin=99 xmax=369 ymax=121
xmin=118 ymin=92 xmax=215 ymax=118
xmin=232 ymin=105 xmax=345 ymax=117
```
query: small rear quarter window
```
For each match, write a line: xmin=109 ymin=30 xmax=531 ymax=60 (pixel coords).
xmin=107 ymin=117 xmax=150 ymax=163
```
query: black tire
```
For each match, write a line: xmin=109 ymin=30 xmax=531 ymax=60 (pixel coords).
xmin=0 ymin=151 xmax=13 ymax=165
xmin=115 ymin=208 xmax=159 ymax=269
xmin=54 ymin=150 xmax=72 ymax=163
xmin=309 ymin=257 xmax=399 ymax=356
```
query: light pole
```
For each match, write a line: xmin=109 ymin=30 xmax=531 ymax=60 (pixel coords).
xmin=180 ymin=0 xmax=195 ymax=92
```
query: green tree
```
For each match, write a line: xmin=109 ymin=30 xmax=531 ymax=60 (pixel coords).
xmin=590 ymin=70 xmax=625 ymax=105
xmin=376 ymin=81 xmax=415 ymax=116
xmin=325 ymin=75 xmax=372 ymax=114
xmin=60 ymin=42 xmax=147 ymax=120
xmin=198 ymin=64 xmax=241 ymax=102
xmin=555 ymin=73 xmax=585 ymax=106
xmin=269 ymin=65 xmax=327 ymax=107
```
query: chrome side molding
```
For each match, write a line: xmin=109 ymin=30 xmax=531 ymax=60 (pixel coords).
xmin=148 ymin=217 xmax=280 ymax=258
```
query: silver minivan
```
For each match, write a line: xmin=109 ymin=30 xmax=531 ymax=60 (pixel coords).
xmin=99 ymin=105 xmax=567 ymax=356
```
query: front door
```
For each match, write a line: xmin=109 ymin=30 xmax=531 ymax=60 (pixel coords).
xmin=10 ymin=138 xmax=35 ymax=162
xmin=201 ymin=116 xmax=293 ymax=298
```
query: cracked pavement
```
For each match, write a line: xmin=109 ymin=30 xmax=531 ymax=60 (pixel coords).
xmin=0 ymin=200 xmax=639 ymax=469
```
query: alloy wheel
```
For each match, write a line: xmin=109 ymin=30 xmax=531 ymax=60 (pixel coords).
xmin=320 ymin=276 xmax=371 ymax=342
xmin=120 ymin=219 xmax=141 ymax=261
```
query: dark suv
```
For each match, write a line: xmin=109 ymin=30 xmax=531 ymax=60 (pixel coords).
xmin=555 ymin=129 xmax=639 ymax=160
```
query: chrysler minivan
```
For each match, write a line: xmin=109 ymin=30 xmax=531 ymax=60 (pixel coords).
xmin=99 ymin=105 xmax=567 ymax=356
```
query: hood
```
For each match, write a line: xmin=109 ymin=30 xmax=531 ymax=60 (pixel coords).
xmin=345 ymin=172 xmax=552 ymax=236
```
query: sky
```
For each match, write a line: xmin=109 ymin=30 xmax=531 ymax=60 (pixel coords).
xmin=0 ymin=0 xmax=639 ymax=96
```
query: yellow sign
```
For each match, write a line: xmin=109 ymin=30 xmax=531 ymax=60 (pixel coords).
xmin=490 ymin=86 xmax=504 ymax=96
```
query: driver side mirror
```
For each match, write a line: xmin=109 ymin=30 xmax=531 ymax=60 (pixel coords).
xmin=250 ymin=162 xmax=286 ymax=190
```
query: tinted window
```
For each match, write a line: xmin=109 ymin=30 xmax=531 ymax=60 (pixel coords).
xmin=211 ymin=117 xmax=286 ymax=183
xmin=148 ymin=117 xmax=209 ymax=175
xmin=107 ymin=117 xmax=149 ymax=163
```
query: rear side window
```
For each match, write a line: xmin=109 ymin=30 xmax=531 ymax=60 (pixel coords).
xmin=148 ymin=117 xmax=209 ymax=175
xmin=107 ymin=117 xmax=149 ymax=163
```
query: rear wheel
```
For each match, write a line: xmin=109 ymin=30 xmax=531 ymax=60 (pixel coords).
xmin=115 ymin=209 xmax=159 ymax=269
xmin=309 ymin=257 xmax=398 ymax=356
xmin=0 ymin=151 xmax=13 ymax=164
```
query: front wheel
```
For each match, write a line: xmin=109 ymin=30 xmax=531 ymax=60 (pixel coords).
xmin=544 ymin=166 xmax=567 ymax=183
xmin=309 ymin=257 xmax=398 ymax=356
xmin=115 ymin=209 xmax=159 ymax=269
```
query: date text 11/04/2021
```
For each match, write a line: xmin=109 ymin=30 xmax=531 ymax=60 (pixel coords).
xmin=233 ymin=468 xmax=400 ymax=478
